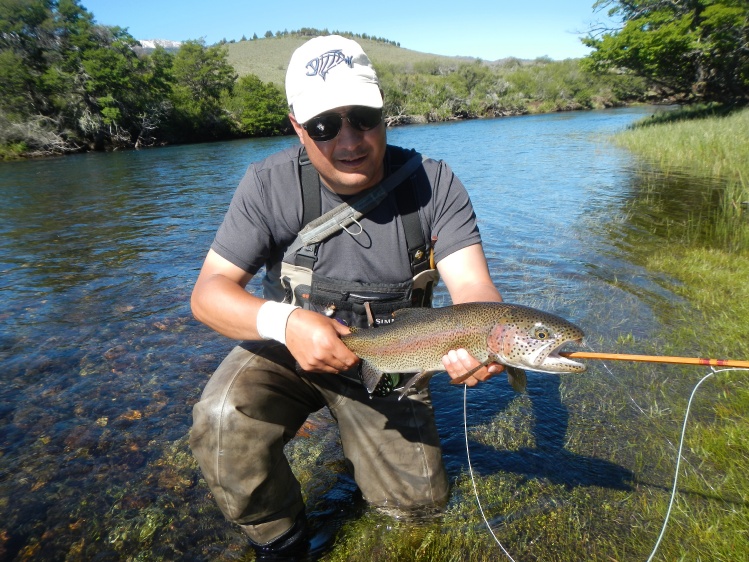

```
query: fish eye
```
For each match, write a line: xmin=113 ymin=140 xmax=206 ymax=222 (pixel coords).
xmin=534 ymin=326 xmax=550 ymax=340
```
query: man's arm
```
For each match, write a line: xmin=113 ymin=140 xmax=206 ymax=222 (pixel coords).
xmin=191 ymin=249 xmax=358 ymax=373
xmin=438 ymin=243 xmax=502 ymax=304
xmin=437 ymin=243 xmax=504 ymax=386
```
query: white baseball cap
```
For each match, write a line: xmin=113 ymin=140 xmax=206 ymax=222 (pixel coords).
xmin=285 ymin=35 xmax=383 ymax=124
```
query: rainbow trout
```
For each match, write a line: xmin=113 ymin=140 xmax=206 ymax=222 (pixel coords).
xmin=341 ymin=302 xmax=586 ymax=398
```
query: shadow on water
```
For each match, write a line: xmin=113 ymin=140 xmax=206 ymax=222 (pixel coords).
xmin=432 ymin=374 xmax=633 ymax=492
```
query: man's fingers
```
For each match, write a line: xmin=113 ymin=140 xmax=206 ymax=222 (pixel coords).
xmin=442 ymin=348 xmax=501 ymax=386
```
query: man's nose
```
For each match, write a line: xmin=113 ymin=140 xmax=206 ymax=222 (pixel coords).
xmin=334 ymin=117 xmax=365 ymax=146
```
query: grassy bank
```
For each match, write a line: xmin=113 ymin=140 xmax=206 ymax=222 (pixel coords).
xmin=615 ymin=106 xmax=749 ymax=183
xmin=612 ymin=106 xmax=749 ymax=560
xmin=617 ymin=107 xmax=749 ymax=253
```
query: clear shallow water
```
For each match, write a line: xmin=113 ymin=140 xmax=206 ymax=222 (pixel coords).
xmin=1 ymin=107 xmax=697 ymax=559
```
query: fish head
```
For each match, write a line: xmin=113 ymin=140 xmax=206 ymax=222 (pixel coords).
xmin=487 ymin=306 xmax=586 ymax=374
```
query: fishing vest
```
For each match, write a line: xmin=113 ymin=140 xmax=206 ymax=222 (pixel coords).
xmin=276 ymin=148 xmax=440 ymax=332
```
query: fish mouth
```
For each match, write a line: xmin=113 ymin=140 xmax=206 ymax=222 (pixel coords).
xmin=544 ymin=338 xmax=586 ymax=372
xmin=523 ymin=337 xmax=586 ymax=373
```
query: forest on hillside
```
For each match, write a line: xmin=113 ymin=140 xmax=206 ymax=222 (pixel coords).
xmin=2 ymin=1 xmax=746 ymax=158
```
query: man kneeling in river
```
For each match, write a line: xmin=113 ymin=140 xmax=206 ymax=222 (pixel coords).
xmin=189 ymin=35 xmax=503 ymax=560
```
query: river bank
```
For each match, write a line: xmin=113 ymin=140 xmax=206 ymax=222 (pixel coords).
xmin=610 ymin=106 xmax=749 ymax=560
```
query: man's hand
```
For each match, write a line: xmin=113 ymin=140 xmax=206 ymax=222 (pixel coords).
xmin=441 ymin=348 xmax=504 ymax=387
xmin=285 ymin=309 xmax=360 ymax=373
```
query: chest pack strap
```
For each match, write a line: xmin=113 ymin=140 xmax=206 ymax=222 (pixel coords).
xmin=293 ymin=148 xmax=430 ymax=274
xmin=394 ymin=174 xmax=431 ymax=275
xmin=299 ymin=149 xmax=321 ymax=235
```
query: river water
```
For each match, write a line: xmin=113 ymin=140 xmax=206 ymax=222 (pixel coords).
xmin=1 ymin=107 xmax=711 ymax=559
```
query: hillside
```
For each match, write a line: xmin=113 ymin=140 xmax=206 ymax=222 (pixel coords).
xmin=225 ymin=35 xmax=480 ymax=86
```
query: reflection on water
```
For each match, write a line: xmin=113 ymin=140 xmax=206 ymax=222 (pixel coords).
xmin=1 ymin=106 xmax=720 ymax=559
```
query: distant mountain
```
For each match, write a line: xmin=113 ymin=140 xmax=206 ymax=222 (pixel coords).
xmin=136 ymin=39 xmax=182 ymax=52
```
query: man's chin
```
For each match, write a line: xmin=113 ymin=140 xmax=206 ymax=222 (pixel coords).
xmin=325 ymin=172 xmax=380 ymax=194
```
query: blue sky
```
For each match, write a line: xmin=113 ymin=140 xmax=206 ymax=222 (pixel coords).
xmin=80 ymin=0 xmax=616 ymax=61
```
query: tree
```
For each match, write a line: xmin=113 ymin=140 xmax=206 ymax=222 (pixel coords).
xmin=0 ymin=0 xmax=157 ymax=151
xmin=225 ymin=74 xmax=289 ymax=136
xmin=169 ymin=39 xmax=237 ymax=140
xmin=0 ymin=0 xmax=57 ymax=117
xmin=583 ymin=0 xmax=749 ymax=104
xmin=52 ymin=1 xmax=165 ymax=148
xmin=0 ymin=47 xmax=34 ymax=117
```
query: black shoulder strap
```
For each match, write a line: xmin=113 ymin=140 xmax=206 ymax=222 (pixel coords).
xmin=299 ymin=148 xmax=321 ymax=229
xmin=391 ymin=150 xmax=430 ymax=275
xmin=297 ymin=148 xmax=322 ymax=269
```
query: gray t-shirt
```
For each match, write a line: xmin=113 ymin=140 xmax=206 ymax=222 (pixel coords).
xmin=212 ymin=144 xmax=482 ymax=287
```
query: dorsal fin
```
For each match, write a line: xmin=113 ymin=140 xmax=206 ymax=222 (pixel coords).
xmin=392 ymin=308 xmax=433 ymax=320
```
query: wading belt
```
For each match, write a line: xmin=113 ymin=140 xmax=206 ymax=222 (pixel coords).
xmin=286 ymin=149 xmax=432 ymax=275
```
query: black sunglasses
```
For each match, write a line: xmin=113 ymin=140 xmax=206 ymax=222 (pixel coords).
xmin=302 ymin=107 xmax=383 ymax=142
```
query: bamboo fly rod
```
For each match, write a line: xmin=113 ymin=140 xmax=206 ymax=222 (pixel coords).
xmin=560 ymin=351 xmax=749 ymax=369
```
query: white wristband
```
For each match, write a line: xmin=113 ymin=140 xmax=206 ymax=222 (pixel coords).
xmin=256 ymin=301 xmax=299 ymax=345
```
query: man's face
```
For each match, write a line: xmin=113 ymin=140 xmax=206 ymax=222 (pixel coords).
xmin=290 ymin=105 xmax=386 ymax=195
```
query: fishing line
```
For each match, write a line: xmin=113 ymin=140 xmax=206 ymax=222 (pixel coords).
xmin=463 ymin=365 xmax=748 ymax=561
xmin=581 ymin=354 xmax=746 ymax=557
xmin=463 ymin=384 xmax=517 ymax=562
xmin=645 ymin=366 xmax=748 ymax=562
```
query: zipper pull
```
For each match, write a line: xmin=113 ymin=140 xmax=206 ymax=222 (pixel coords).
xmin=363 ymin=301 xmax=375 ymax=327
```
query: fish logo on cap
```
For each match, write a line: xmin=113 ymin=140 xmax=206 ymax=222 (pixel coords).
xmin=305 ymin=49 xmax=354 ymax=80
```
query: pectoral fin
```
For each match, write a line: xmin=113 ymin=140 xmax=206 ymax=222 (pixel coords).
xmin=506 ymin=366 xmax=527 ymax=393
xmin=397 ymin=370 xmax=439 ymax=400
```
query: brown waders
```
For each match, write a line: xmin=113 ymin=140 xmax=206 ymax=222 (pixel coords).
xmin=189 ymin=341 xmax=449 ymax=548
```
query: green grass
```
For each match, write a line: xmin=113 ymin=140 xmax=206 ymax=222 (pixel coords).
xmin=625 ymin=248 xmax=749 ymax=562
xmin=615 ymin=107 xmax=749 ymax=252
xmin=615 ymin=106 xmax=749 ymax=183
xmin=609 ymin=107 xmax=749 ymax=561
